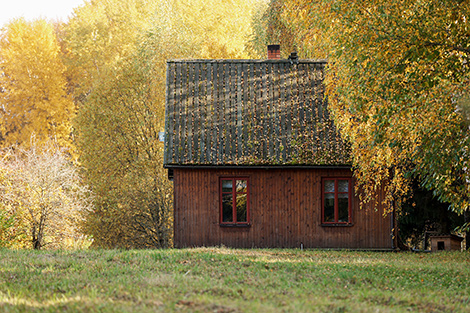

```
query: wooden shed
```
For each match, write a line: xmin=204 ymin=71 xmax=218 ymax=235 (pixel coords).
xmin=163 ymin=53 xmax=395 ymax=249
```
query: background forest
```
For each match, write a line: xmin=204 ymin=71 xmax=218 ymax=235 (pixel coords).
xmin=0 ymin=0 xmax=469 ymax=250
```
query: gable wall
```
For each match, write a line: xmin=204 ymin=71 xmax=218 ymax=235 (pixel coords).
xmin=173 ymin=167 xmax=393 ymax=249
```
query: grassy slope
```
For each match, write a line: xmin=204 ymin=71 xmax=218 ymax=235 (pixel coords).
xmin=0 ymin=248 xmax=469 ymax=312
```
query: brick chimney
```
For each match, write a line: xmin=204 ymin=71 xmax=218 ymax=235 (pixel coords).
xmin=267 ymin=44 xmax=280 ymax=59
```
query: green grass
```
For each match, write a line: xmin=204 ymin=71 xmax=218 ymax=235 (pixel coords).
xmin=0 ymin=248 xmax=469 ymax=312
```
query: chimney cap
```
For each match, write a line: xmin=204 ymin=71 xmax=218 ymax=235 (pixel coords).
xmin=267 ymin=44 xmax=281 ymax=59
xmin=268 ymin=44 xmax=280 ymax=51
xmin=288 ymin=51 xmax=298 ymax=60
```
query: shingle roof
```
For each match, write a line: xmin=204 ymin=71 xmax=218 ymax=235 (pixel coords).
xmin=163 ymin=59 xmax=350 ymax=166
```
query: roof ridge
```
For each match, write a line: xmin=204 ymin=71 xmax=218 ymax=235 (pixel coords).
xmin=167 ymin=59 xmax=328 ymax=64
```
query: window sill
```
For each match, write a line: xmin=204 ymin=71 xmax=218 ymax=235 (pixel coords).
xmin=220 ymin=223 xmax=251 ymax=228
xmin=321 ymin=223 xmax=354 ymax=227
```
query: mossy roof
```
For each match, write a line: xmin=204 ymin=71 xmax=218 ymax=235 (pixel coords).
xmin=163 ymin=59 xmax=350 ymax=166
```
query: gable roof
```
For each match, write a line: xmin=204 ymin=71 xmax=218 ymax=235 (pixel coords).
xmin=163 ymin=59 xmax=350 ymax=167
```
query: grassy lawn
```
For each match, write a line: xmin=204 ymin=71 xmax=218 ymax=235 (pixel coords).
xmin=0 ymin=248 xmax=469 ymax=312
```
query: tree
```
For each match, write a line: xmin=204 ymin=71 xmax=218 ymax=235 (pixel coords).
xmin=399 ymin=181 xmax=465 ymax=249
xmin=0 ymin=168 xmax=18 ymax=248
xmin=64 ymin=0 xmax=159 ymax=99
xmin=65 ymin=0 xmax=172 ymax=248
xmin=67 ymin=0 xmax=262 ymax=248
xmin=0 ymin=18 xmax=74 ymax=151
xmin=247 ymin=0 xmax=296 ymax=58
xmin=275 ymin=0 xmax=470 ymax=217
xmin=0 ymin=140 xmax=92 ymax=249
xmin=168 ymin=0 xmax=260 ymax=59
xmin=76 ymin=50 xmax=174 ymax=248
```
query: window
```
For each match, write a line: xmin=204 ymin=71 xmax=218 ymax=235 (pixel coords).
xmin=220 ymin=178 xmax=249 ymax=225
xmin=322 ymin=178 xmax=352 ymax=225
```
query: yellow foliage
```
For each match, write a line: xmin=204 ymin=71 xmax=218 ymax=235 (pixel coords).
xmin=0 ymin=18 xmax=75 ymax=153
xmin=279 ymin=0 xmax=470 ymax=213
xmin=65 ymin=0 xmax=159 ymax=96
xmin=169 ymin=0 xmax=260 ymax=59
xmin=67 ymin=0 xmax=261 ymax=248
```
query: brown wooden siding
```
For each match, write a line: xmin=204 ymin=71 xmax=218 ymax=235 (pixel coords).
xmin=173 ymin=168 xmax=393 ymax=249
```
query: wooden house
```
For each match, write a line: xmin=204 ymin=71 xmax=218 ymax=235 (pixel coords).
xmin=163 ymin=47 xmax=395 ymax=249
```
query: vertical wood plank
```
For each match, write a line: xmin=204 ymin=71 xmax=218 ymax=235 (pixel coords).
xmin=173 ymin=169 xmax=179 ymax=247
xmin=267 ymin=62 xmax=274 ymax=159
xmin=273 ymin=63 xmax=280 ymax=162
xmin=304 ymin=64 xmax=312 ymax=147
xmin=201 ymin=63 xmax=214 ymax=164
xmin=261 ymin=63 xmax=268 ymax=159
xmin=247 ymin=63 xmax=257 ymax=156
xmin=230 ymin=63 xmax=237 ymax=159
xmin=280 ymin=63 xmax=287 ymax=162
xmin=208 ymin=63 xmax=215 ymax=163
xmin=181 ymin=62 xmax=189 ymax=163
xmin=174 ymin=168 xmax=392 ymax=249
xmin=237 ymin=63 xmax=243 ymax=161
xmin=223 ymin=63 xmax=230 ymax=161
xmin=298 ymin=63 xmax=305 ymax=137
xmin=311 ymin=63 xmax=319 ymax=154
xmin=164 ymin=61 xmax=174 ymax=165
xmin=198 ymin=63 xmax=206 ymax=164
xmin=242 ymin=63 xmax=249 ymax=160
xmin=174 ymin=62 xmax=182 ymax=164
xmin=285 ymin=64 xmax=293 ymax=162
xmin=187 ymin=63 xmax=194 ymax=162
xmin=193 ymin=62 xmax=201 ymax=162
xmin=216 ymin=62 xmax=224 ymax=163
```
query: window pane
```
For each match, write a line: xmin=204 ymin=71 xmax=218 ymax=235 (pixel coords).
xmin=222 ymin=194 xmax=233 ymax=222
xmin=338 ymin=193 xmax=349 ymax=222
xmin=236 ymin=180 xmax=247 ymax=193
xmin=222 ymin=180 xmax=233 ymax=193
xmin=324 ymin=180 xmax=335 ymax=193
xmin=236 ymin=194 xmax=247 ymax=222
xmin=324 ymin=193 xmax=335 ymax=222
xmin=338 ymin=180 xmax=349 ymax=193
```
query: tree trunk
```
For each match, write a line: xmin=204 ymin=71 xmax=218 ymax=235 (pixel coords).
xmin=465 ymin=210 xmax=470 ymax=250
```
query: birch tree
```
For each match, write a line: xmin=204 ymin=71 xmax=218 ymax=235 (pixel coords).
xmin=274 ymin=0 xmax=470 ymax=215
xmin=0 ymin=140 xmax=92 ymax=249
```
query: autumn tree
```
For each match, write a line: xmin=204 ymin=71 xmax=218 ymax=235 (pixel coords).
xmin=270 ymin=0 xmax=470 ymax=220
xmin=76 ymin=46 xmax=174 ymax=248
xmin=65 ymin=0 xmax=261 ymax=100
xmin=64 ymin=0 xmax=159 ymax=99
xmin=168 ymin=0 xmax=260 ymax=59
xmin=66 ymin=0 xmax=261 ymax=248
xmin=0 ymin=140 xmax=92 ymax=249
xmin=0 ymin=18 xmax=74 ymax=151
xmin=64 ymin=0 xmax=162 ymax=248
xmin=248 ymin=0 xmax=296 ymax=58
xmin=0 ymin=168 xmax=18 ymax=248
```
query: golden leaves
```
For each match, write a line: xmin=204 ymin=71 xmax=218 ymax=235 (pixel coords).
xmin=0 ymin=18 xmax=75 ymax=154
xmin=273 ymin=0 xmax=470 ymax=213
